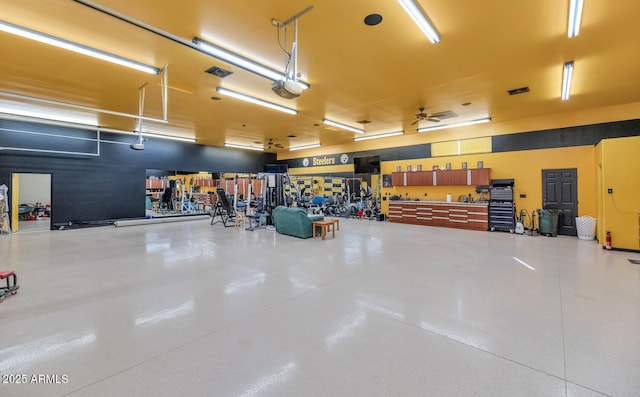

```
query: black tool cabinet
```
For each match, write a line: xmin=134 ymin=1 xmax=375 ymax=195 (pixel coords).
xmin=489 ymin=179 xmax=515 ymax=232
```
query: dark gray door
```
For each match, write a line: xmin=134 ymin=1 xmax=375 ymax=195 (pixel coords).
xmin=542 ymin=169 xmax=578 ymax=236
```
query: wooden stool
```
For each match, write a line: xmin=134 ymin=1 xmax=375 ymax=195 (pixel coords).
xmin=312 ymin=219 xmax=338 ymax=240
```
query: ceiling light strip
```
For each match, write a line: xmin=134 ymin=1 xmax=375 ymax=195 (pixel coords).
xmin=354 ymin=131 xmax=404 ymax=141
xmin=224 ymin=143 xmax=264 ymax=151
xmin=0 ymin=20 xmax=160 ymax=74
xmin=567 ymin=0 xmax=584 ymax=38
xmin=216 ymin=87 xmax=298 ymax=115
xmin=70 ymin=2 xmax=309 ymax=88
xmin=0 ymin=112 xmax=194 ymax=143
xmin=397 ymin=0 xmax=440 ymax=43
xmin=561 ymin=61 xmax=574 ymax=101
xmin=0 ymin=91 xmax=168 ymax=124
xmin=289 ymin=143 xmax=321 ymax=151
xmin=322 ymin=119 xmax=365 ymax=134
xmin=417 ymin=118 xmax=491 ymax=132
xmin=194 ymin=37 xmax=309 ymax=89
xmin=141 ymin=132 xmax=196 ymax=143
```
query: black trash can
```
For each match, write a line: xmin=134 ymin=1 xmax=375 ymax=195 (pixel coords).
xmin=538 ymin=209 xmax=560 ymax=236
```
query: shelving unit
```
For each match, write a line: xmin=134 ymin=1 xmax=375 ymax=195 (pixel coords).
xmin=146 ymin=178 xmax=168 ymax=199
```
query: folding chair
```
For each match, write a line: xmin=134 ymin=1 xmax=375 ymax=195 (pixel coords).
xmin=210 ymin=188 xmax=236 ymax=227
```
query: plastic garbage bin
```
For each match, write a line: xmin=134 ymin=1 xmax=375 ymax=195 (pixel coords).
xmin=575 ymin=216 xmax=596 ymax=240
xmin=538 ymin=209 xmax=560 ymax=237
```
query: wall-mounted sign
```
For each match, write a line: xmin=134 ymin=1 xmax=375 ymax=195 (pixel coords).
xmin=312 ymin=156 xmax=336 ymax=166
xmin=288 ymin=153 xmax=357 ymax=168
xmin=296 ymin=154 xmax=350 ymax=167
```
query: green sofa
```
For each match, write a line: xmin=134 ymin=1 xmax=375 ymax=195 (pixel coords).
xmin=271 ymin=206 xmax=324 ymax=238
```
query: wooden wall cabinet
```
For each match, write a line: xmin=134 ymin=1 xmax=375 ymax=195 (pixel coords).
xmin=391 ymin=169 xmax=490 ymax=187
xmin=391 ymin=172 xmax=405 ymax=186
xmin=470 ymin=168 xmax=491 ymax=186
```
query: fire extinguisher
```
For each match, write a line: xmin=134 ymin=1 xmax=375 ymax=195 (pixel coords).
xmin=605 ymin=231 xmax=612 ymax=250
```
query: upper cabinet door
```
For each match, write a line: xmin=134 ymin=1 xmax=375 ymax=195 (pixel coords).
xmin=470 ymin=168 xmax=491 ymax=186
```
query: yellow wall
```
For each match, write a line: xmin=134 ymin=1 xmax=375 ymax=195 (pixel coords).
xmin=595 ymin=142 xmax=604 ymax=243
xmin=380 ymin=145 xmax=597 ymax=221
xmin=11 ymin=173 xmax=19 ymax=232
xmin=598 ymin=136 xmax=640 ymax=250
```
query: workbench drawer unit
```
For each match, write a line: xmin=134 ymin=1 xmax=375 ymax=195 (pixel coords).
xmin=388 ymin=201 xmax=488 ymax=231
xmin=489 ymin=202 xmax=515 ymax=232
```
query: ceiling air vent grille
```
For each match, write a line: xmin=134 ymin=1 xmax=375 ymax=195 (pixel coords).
xmin=429 ymin=110 xmax=457 ymax=119
xmin=356 ymin=120 xmax=371 ymax=124
xmin=508 ymin=86 xmax=530 ymax=95
xmin=205 ymin=66 xmax=233 ymax=78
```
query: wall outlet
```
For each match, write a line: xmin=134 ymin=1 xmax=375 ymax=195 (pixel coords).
xmin=519 ymin=194 xmax=526 ymax=198
xmin=607 ymin=188 xmax=613 ymax=194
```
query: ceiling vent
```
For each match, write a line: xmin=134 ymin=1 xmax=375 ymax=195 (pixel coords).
xmin=508 ymin=86 xmax=530 ymax=95
xmin=429 ymin=110 xmax=457 ymax=120
xmin=205 ymin=66 xmax=233 ymax=78
xmin=356 ymin=119 xmax=371 ymax=124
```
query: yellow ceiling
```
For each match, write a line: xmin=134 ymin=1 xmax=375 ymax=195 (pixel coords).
xmin=1 ymin=0 xmax=639 ymax=154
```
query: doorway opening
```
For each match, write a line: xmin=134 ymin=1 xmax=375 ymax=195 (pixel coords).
xmin=11 ymin=173 xmax=52 ymax=233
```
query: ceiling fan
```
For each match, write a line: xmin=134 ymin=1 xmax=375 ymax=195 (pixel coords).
xmin=411 ymin=107 xmax=458 ymax=125
xmin=267 ymin=139 xmax=284 ymax=149
xmin=411 ymin=107 xmax=441 ymax=125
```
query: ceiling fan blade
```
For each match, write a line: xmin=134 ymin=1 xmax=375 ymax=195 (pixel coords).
xmin=411 ymin=119 xmax=419 ymax=125
xmin=428 ymin=118 xmax=441 ymax=123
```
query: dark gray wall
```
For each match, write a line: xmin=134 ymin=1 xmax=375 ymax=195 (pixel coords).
xmin=492 ymin=119 xmax=640 ymax=152
xmin=0 ymin=120 xmax=276 ymax=227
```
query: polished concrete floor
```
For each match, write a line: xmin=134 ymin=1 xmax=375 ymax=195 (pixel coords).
xmin=0 ymin=218 xmax=638 ymax=397
xmin=15 ymin=219 xmax=51 ymax=233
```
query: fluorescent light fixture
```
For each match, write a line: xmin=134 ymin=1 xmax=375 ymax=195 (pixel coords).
xmin=322 ymin=119 xmax=365 ymax=134
xmin=0 ymin=105 xmax=98 ymax=126
xmin=224 ymin=143 xmax=264 ymax=151
xmin=141 ymin=132 xmax=196 ymax=143
xmin=0 ymin=105 xmax=195 ymax=143
xmin=568 ymin=0 xmax=584 ymax=38
xmin=561 ymin=61 xmax=574 ymax=101
xmin=289 ymin=143 xmax=321 ymax=151
xmin=417 ymin=117 xmax=491 ymax=132
xmin=0 ymin=20 xmax=160 ymax=74
xmin=193 ymin=37 xmax=309 ymax=89
xmin=397 ymin=0 xmax=441 ymax=43
xmin=216 ymin=87 xmax=298 ymax=115
xmin=354 ymin=131 xmax=404 ymax=141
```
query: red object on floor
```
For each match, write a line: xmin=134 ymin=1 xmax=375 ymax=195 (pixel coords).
xmin=0 ymin=270 xmax=19 ymax=302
